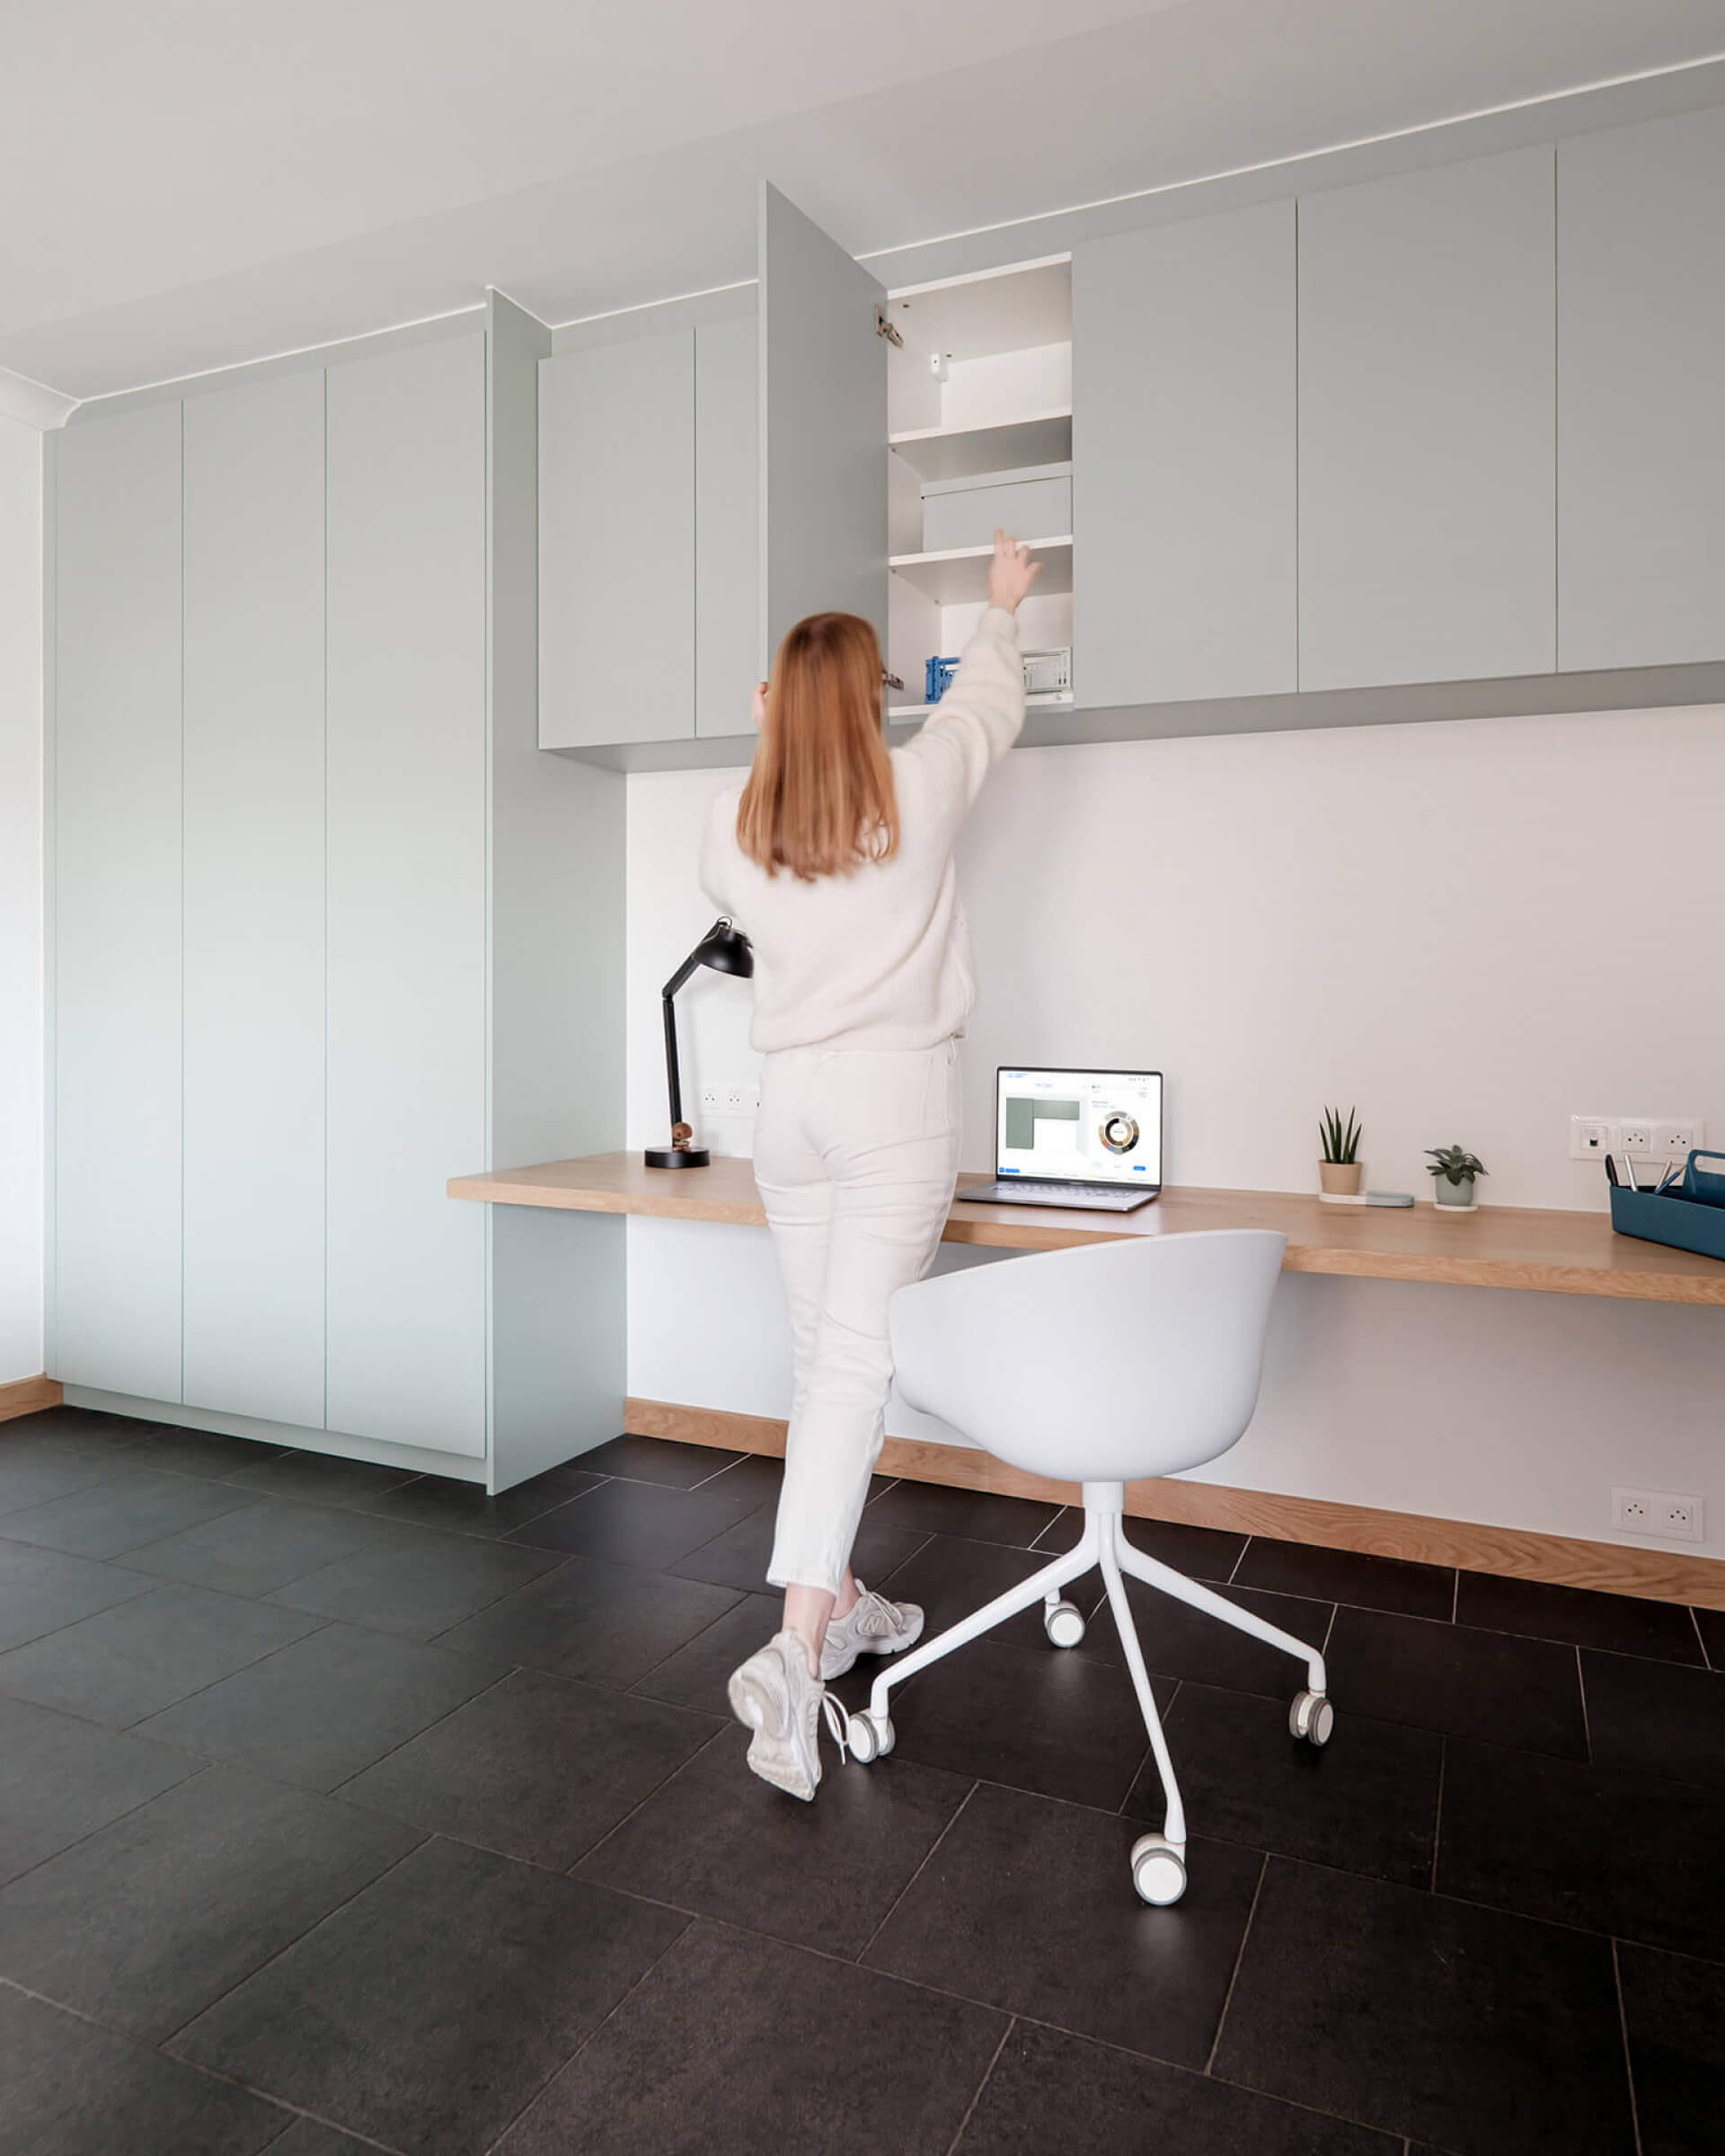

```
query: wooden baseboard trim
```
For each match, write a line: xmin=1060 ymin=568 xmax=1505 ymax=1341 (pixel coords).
xmin=625 ymin=1395 xmax=1725 ymax=1612
xmin=0 ymin=1374 xmax=62 ymax=1425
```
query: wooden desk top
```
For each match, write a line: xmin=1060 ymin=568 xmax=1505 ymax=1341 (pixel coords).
xmin=447 ymin=1153 xmax=1725 ymax=1306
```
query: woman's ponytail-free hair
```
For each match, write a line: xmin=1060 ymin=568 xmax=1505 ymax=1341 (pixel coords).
xmin=736 ymin=612 xmax=898 ymax=881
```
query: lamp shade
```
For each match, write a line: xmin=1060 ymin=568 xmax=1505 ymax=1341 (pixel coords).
xmin=691 ymin=920 xmax=754 ymax=979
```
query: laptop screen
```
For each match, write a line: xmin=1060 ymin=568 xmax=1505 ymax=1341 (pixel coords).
xmin=995 ymin=1068 xmax=1163 ymax=1187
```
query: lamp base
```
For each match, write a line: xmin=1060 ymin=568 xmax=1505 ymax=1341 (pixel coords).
xmin=644 ymin=1145 xmax=711 ymax=1170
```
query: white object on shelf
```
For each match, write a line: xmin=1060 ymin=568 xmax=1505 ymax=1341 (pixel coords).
xmin=889 ymin=410 xmax=1073 ymax=482
xmin=889 ymin=535 xmax=1073 ymax=605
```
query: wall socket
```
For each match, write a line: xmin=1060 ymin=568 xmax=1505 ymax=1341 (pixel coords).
xmin=1570 ymin=1115 xmax=1704 ymax=1161
xmin=699 ymin=1083 xmax=759 ymax=1118
xmin=1612 ymin=1486 xmax=1704 ymax=1542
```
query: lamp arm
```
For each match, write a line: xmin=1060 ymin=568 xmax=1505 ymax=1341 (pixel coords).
xmin=660 ymin=990 xmax=685 ymax=1132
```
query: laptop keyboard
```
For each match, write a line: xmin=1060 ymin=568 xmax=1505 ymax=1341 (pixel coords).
xmin=965 ymin=1180 xmax=1154 ymax=1212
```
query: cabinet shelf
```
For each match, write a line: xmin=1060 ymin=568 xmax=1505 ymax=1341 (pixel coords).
xmin=889 ymin=690 xmax=1075 ymax=723
xmin=889 ymin=535 xmax=1073 ymax=605
xmin=889 ymin=410 xmax=1073 ymax=482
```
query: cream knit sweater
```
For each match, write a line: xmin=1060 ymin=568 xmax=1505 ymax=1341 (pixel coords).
xmin=699 ymin=607 xmax=1025 ymax=1054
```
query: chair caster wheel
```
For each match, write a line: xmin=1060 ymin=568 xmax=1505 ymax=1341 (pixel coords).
xmin=1289 ymin=1689 xmax=1334 ymax=1746
xmin=1130 ymin=1833 xmax=1187 ymax=1906
xmin=845 ymin=1711 xmax=895 ymax=1763
xmin=1044 ymin=1600 xmax=1086 ymax=1648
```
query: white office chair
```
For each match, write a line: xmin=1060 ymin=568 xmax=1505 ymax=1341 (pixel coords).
xmin=842 ymin=1230 xmax=1331 ymax=1905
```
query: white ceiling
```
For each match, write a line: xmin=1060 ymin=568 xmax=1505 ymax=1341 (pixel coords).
xmin=4 ymin=0 xmax=1723 ymax=404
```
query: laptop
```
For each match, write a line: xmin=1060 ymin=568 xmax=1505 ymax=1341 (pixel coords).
xmin=964 ymin=1067 xmax=1163 ymax=1212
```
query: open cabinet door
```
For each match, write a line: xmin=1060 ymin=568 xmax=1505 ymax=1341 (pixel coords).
xmin=758 ymin=182 xmax=888 ymax=670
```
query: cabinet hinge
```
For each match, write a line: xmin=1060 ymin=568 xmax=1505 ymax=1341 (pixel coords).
xmin=874 ymin=304 xmax=904 ymax=349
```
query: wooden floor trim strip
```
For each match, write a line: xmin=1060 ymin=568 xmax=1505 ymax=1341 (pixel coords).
xmin=625 ymin=1394 xmax=1725 ymax=1612
xmin=0 ymin=1374 xmax=63 ymax=1425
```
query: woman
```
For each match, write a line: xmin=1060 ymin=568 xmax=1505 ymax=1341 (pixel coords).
xmin=699 ymin=530 xmax=1039 ymax=1799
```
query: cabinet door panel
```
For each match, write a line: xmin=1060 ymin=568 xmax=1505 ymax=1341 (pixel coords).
xmin=695 ymin=314 xmax=760 ymax=739
xmin=758 ymin=182 xmax=886 ymax=667
xmin=539 ymin=331 xmax=694 ymax=747
xmin=182 ymin=371 xmax=326 ymax=1427
xmin=53 ymin=404 xmax=184 ymax=1401
xmin=1559 ymin=106 xmax=1725 ymax=670
xmin=326 ymin=336 xmax=486 ymax=1456
xmin=1075 ymin=199 xmax=1296 ymax=706
xmin=1298 ymin=147 xmax=1555 ymax=691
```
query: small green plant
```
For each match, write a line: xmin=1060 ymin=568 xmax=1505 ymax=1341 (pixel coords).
xmin=1320 ymin=1107 xmax=1361 ymax=1165
xmin=1426 ymin=1144 xmax=1487 ymax=1185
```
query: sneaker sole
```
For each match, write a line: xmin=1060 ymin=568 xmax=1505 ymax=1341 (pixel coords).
xmin=819 ymin=1608 xmax=925 ymax=1683
xmin=728 ymin=1660 xmax=819 ymax=1802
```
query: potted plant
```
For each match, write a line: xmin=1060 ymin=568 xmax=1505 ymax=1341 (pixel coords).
xmin=1319 ymin=1107 xmax=1362 ymax=1197
xmin=1427 ymin=1144 xmax=1487 ymax=1210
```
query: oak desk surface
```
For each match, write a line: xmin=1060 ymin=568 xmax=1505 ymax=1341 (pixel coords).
xmin=447 ymin=1153 xmax=1725 ymax=1307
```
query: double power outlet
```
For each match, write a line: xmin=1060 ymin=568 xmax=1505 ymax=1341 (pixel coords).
xmin=700 ymin=1082 xmax=759 ymax=1118
xmin=1569 ymin=1114 xmax=1703 ymax=1162
xmin=1612 ymin=1487 xmax=1704 ymax=1542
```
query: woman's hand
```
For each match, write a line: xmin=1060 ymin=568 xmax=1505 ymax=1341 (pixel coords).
xmin=986 ymin=529 xmax=1041 ymax=614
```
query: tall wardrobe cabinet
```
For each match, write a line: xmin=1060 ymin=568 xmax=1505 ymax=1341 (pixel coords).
xmin=49 ymin=299 xmax=623 ymax=1489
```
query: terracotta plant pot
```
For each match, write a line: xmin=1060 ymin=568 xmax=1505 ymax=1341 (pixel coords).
xmin=1319 ymin=1161 xmax=1362 ymax=1197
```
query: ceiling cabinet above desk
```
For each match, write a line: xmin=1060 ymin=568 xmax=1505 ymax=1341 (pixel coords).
xmin=542 ymin=103 xmax=1725 ymax=770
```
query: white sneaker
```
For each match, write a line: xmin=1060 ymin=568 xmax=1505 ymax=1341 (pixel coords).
xmin=819 ymin=1581 xmax=924 ymax=1681
xmin=728 ymin=1630 xmax=841 ymax=1802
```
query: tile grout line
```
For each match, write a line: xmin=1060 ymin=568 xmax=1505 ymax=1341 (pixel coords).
xmin=155 ymin=1831 xmax=438 ymax=2061
xmin=942 ymin=2016 xmax=1016 ymax=2156
xmin=1610 ymin=1938 xmax=1645 ymax=2156
xmin=562 ymin=1720 xmax=735 ymax=1877
xmin=1202 ymin=1849 xmax=1269 ymax=2077
xmin=476 ymin=1913 xmax=694 ymax=2156
xmin=324 ymin=1663 xmax=526 ymax=1801
xmin=0 ymin=1760 xmax=227 ymax=1896
xmin=1225 ymin=1534 xmax=1252 ymax=1586
xmin=0 ymin=1975 xmax=411 ymax=2156
xmin=1575 ymin=1643 xmax=1593 ymax=1766
xmin=857 ymin=1781 xmax=980 ymax=1968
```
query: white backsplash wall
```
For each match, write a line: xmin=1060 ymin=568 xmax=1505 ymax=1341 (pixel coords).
xmin=625 ymin=703 xmax=1725 ymax=1555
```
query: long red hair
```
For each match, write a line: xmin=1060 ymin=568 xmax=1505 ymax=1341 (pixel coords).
xmin=736 ymin=613 xmax=898 ymax=881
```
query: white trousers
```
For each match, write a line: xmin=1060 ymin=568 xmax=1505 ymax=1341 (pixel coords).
xmin=755 ymin=1040 xmax=962 ymax=1595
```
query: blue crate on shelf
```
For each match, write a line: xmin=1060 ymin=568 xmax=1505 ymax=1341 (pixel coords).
xmin=924 ymin=656 xmax=960 ymax=704
xmin=1608 ymin=1149 xmax=1725 ymax=1264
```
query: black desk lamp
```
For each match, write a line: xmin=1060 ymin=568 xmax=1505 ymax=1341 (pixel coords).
xmin=645 ymin=917 xmax=754 ymax=1169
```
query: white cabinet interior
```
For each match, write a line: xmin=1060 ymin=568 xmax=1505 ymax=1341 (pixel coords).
xmin=885 ymin=259 xmax=1074 ymax=720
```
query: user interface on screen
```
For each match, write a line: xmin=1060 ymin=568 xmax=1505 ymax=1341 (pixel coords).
xmin=995 ymin=1069 xmax=1163 ymax=1185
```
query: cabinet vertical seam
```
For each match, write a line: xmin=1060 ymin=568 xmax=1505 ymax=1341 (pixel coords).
xmin=178 ymin=400 xmax=187 ymax=1407
xmin=322 ymin=368 xmax=330 ymax=1436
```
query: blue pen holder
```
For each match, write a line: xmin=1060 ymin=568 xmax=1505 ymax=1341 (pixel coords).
xmin=1608 ymin=1149 xmax=1725 ymax=1263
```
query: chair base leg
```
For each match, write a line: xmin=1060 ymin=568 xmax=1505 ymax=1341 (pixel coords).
xmin=865 ymin=1511 xmax=1102 ymax=1721
xmin=850 ymin=1489 xmax=1335 ymax=1905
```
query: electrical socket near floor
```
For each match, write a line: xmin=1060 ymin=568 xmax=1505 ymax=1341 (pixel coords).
xmin=1613 ymin=1486 xmax=1704 ymax=1542
xmin=1570 ymin=1115 xmax=1705 ymax=1161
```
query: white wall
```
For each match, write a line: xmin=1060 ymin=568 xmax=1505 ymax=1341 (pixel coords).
xmin=0 ymin=418 xmax=43 ymax=1385
xmin=626 ymin=702 xmax=1725 ymax=1558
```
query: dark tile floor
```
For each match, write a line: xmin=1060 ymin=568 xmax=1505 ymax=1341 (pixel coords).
xmin=1 ymin=1406 xmax=1721 ymax=2155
